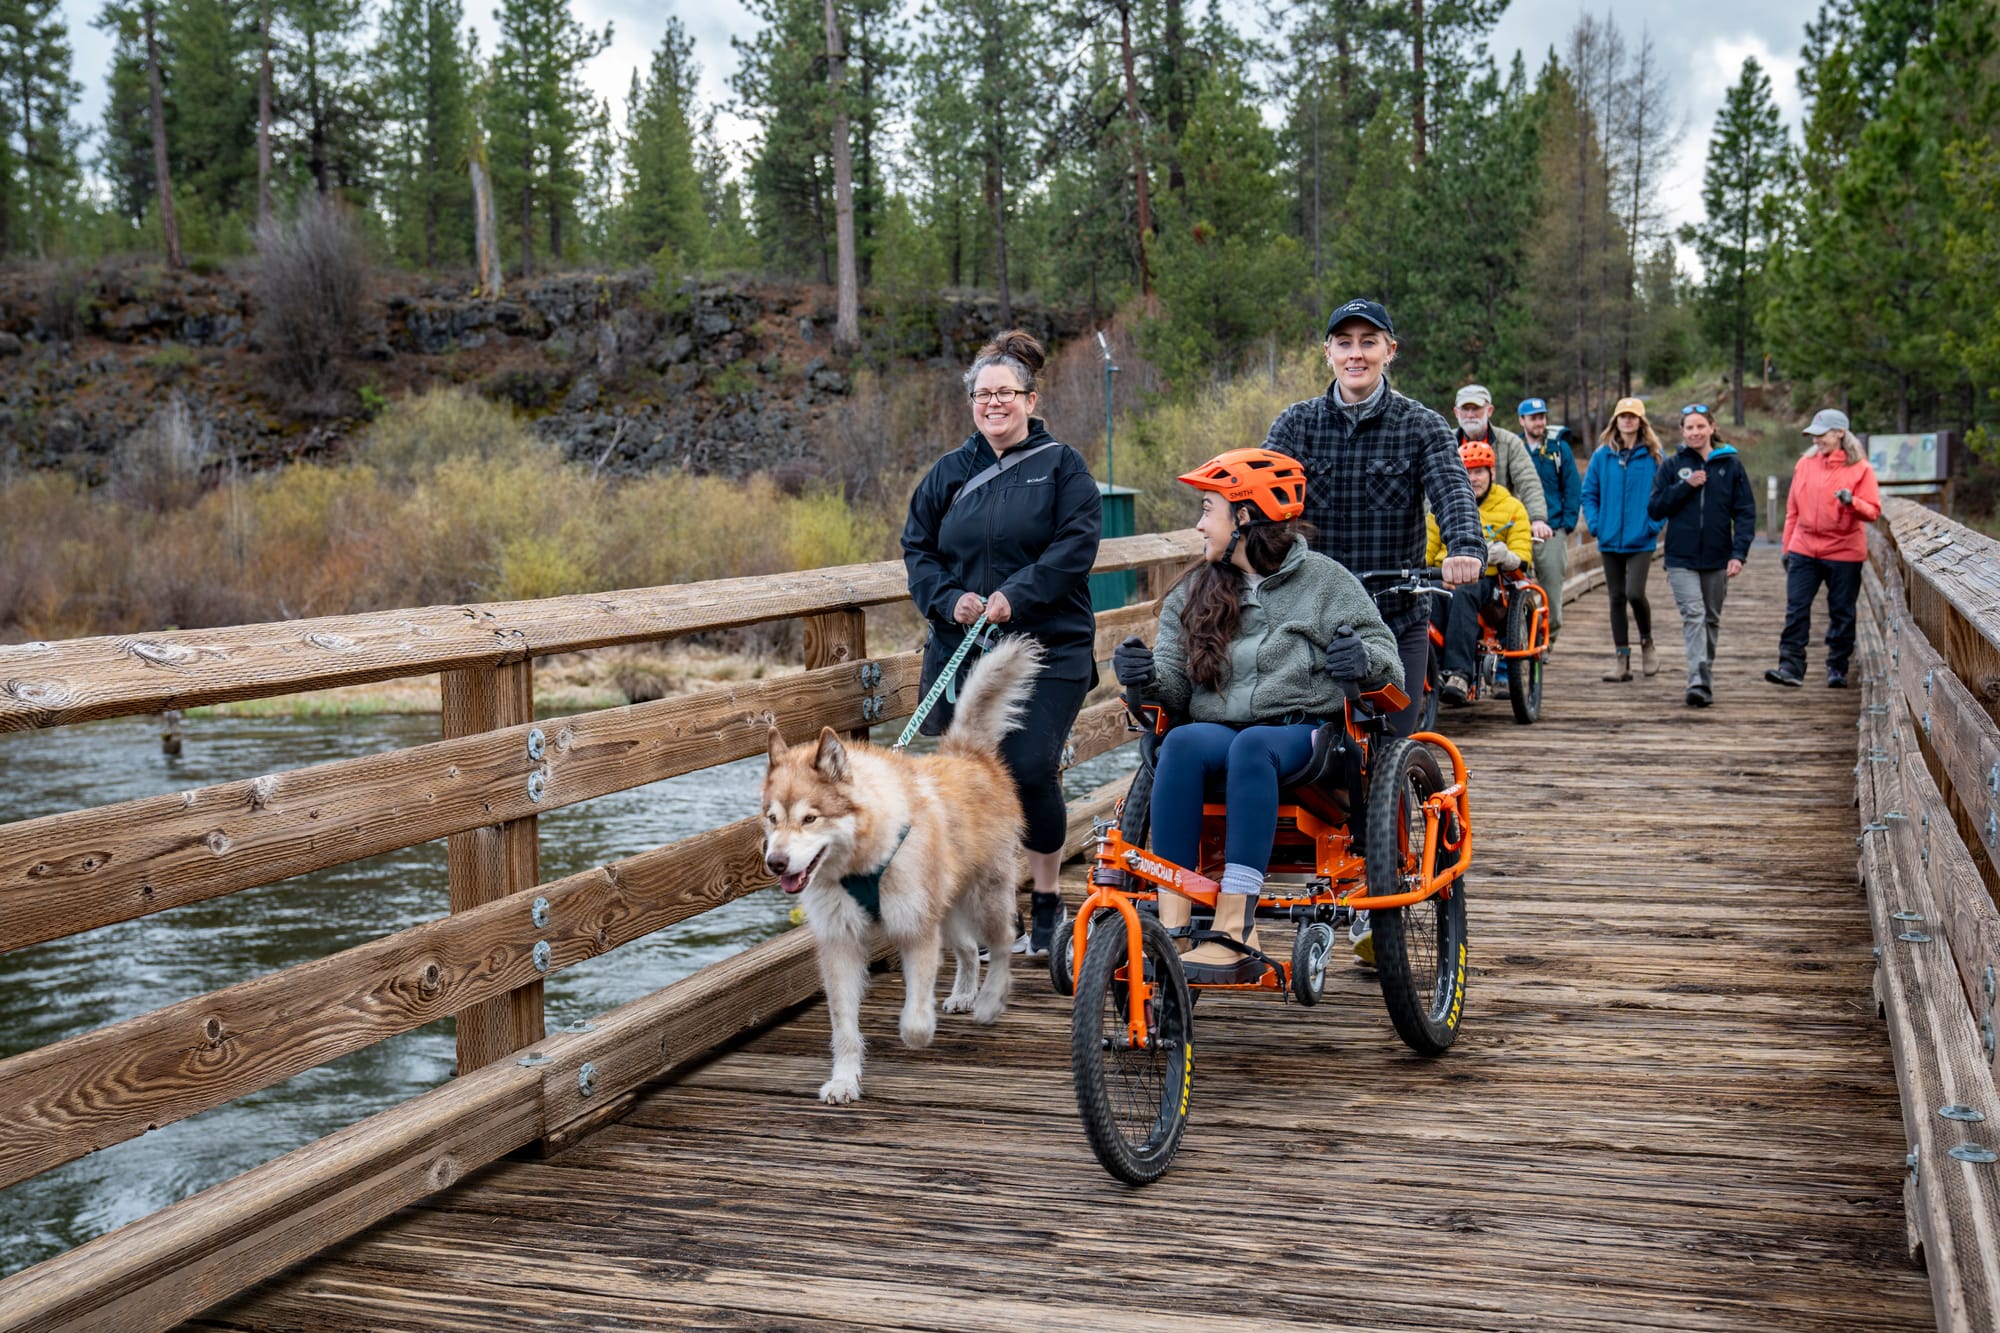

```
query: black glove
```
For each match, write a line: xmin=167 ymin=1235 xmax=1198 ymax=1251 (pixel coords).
xmin=1324 ymin=626 xmax=1367 ymax=682
xmin=1781 ymin=552 xmax=1791 ymax=571
xmin=1836 ymin=487 xmax=1854 ymax=506
xmin=1112 ymin=635 xmax=1155 ymax=688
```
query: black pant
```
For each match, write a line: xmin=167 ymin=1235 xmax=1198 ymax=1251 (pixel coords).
xmin=1390 ymin=619 xmax=1429 ymax=737
xmin=1601 ymin=551 xmax=1653 ymax=649
xmin=999 ymin=674 xmax=1091 ymax=854
xmin=1429 ymin=576 xmax=1498 ymax=682
xmin=1778 ymin=555 xmax=1863 ymax=678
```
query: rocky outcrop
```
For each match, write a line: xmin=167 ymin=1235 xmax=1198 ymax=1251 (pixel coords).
xmin=0 ymin=265 xmax=1094 ymax=482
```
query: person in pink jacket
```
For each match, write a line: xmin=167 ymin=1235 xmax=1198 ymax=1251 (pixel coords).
xmin=1765 ymin=409 xmax=1882 ymax=689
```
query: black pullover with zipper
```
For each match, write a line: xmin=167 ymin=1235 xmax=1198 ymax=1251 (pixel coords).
xmin=902 ymin=419 xmax=1104 ymax=692
xmin=1646 ymin=443 xmax=1756 ymax=572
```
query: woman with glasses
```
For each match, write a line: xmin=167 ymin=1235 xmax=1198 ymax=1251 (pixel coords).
xmin=903 ymin=330 xmax=1103 ymax=959
xmin=1647 ymin=405 xmax=1755 ymax=707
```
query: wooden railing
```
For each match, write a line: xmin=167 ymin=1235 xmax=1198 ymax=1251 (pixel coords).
xmin=0 ymin=528 xmax=1608 ymax=1331
xmin=0 ymin=534 xmax=1197 ymax=1331
xmin=1856 ymin=499 xmax=2000 ymax=1331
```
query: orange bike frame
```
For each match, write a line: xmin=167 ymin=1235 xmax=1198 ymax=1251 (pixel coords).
xmin=1496 ymin=578 xmax=1552 ymax=660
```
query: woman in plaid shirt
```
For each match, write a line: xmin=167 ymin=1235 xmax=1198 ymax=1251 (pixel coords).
xmin=1261 ymin=299 xmax=1486 ymax=738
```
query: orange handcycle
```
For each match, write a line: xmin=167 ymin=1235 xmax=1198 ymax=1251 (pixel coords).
xmin=1410 ymin=564 xmax=1552 ymax=727
xmin=1055 ymin=580 xmax=1473 ymax=1183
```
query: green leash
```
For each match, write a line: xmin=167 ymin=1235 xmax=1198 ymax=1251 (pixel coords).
xmin=894 ymin=613 xmax=991 ymax=750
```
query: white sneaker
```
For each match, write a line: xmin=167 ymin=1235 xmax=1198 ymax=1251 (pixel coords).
xmin=1010 ymin=931 xmax=1032 ymax=955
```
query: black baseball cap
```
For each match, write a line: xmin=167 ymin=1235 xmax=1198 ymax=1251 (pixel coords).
xmin=1325 ymin=298 xmax=1394 ymax=337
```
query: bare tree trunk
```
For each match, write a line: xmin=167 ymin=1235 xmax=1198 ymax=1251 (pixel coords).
xmin=257 ymin=0 xmax=273 ymax=231
xmin=519 ymin=154 xmax=535 ymax=277
xmin=1117 ymin=0 xmax=1152 ymax=295
xmin=142 ymin=0 xmax=182 ymax=269
xmin=1410 ymin=0 xmax=1426 ymax=166
xmin=824 ymin=0 xmax=860 ymax=351
xmin=470 ymin=133 xmax=504 ymax=296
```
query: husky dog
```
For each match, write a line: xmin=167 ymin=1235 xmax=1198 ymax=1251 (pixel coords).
xmin=763 ymin=637 xmax=1043 ymax=1105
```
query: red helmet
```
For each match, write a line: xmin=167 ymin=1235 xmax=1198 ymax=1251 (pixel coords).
xmin=1177 ymin=448 xmax=1307 ymax=522
xmin=1459 ymin=441 xmax=1496 ymax=471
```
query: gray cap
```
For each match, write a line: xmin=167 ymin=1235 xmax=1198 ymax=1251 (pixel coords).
xmin=1803 ymin=408 xmax=1850 ymax=436
xmin=1455 ymin=384 xmax=1493 ymax=408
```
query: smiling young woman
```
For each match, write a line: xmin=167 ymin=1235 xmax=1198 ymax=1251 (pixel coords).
xmin=901 ymin=330 xmax=1104 ymax=959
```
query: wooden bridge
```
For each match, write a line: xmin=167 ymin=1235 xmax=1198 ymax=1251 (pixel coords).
xmin=3 ymin=503 xmax=1999 ymax=1331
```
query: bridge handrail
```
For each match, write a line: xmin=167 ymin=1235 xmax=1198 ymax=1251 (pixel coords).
xmin=0 ymin=532 xmax=1203 ymax=733
xmin=1856 ymin=498 xmax=2000 ymax=1328
xmin=0 ymin=532 xmax=1602 ymax=1331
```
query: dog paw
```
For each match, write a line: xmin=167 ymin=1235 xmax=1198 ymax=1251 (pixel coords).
xmin=818 ymin=1075 xmax=861 ymax=1105
xmin=973 ymin=996 xmax=1007 ymax=1025
xmin=939 ymin=994 xmax=975 ymax=1014
xmin=899 ymin=1014 xmax=936 ymax=1048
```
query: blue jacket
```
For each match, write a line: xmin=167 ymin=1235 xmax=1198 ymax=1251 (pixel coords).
xmin=1528 ymin=433 xmax=1582 ymax=532
xmin=1580 ymin=444 xmax=1662 ymax=554
xmin=1647 ymin=444 xmax=1756 ymax=571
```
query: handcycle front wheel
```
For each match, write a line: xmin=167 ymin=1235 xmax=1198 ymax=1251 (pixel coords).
xmin=1506 ymin=586 xmax=1544 ymax=725
xmin=1070 ymin=911 xmax=1194 ymax=1184
xmin=1290 ymin=920 xmax=1336 ymax=1005
xmin=1364 ymin=738 xmax=1470 ymax=1056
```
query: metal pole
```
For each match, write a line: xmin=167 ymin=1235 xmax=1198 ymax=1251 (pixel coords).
xmin=1767 ymin=474 xmax=1778 ymax=542
xmin=1097 ymin=330 xmax=1119 ymax=490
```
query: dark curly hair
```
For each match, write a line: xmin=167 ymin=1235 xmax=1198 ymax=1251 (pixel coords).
xmin=1177 ymin=513 xmax=1306 ymax=693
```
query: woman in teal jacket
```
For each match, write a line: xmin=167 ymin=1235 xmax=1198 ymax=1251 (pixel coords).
xmin=1579 ymin=397 xmax=1665 ymax=682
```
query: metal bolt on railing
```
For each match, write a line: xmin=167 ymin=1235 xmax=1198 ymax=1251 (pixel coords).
xmin=578 ymin=1062 xmax=598 ymax=1096
xmin=533 ymin=940 xmax=552 ymax=972
xmin=1950 ymin=1144 xmax=1998 ymax=1164
xmin=526 ymin=727 xmax=546 ymax=762
xmin=1940 ymin=1104 xmax=1987 ymax=1123
xmin=531 ymin=896 xmax=550 ymax=929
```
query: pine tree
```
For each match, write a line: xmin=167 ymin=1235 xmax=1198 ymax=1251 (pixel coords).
xmin=163 ymin=0 xmax=258 ymax=223
xmin=0 ymin=0 xmax=82 ymax=256
xmin=377 ymin=0 xmax=472 ymax=266
xmin=486 ymin=0 xmax=609 ymax=274
xmin=96 ymin=0 xmax=182 ymax=263
xmin=618 ymin=17 xmax=705 ymax=268
xmin=1683 ymin=56 xmax=1786 ymax=426
xmin=275 ymin=0 xmax=375 ymax=199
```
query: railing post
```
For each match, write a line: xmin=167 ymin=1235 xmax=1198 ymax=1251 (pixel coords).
xmin=441 ymin=659 xmax=544 ymax=1073
xmin=804 ymin=609 xmax=869 ymax=740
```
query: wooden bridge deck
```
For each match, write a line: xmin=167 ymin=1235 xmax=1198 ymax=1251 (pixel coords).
xmin=187 ymin=556 xmax=1932 ymax=1332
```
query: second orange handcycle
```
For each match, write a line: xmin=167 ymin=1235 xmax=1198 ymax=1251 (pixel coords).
xmin=1053 ymin=580 xmax=1474 ymax=1183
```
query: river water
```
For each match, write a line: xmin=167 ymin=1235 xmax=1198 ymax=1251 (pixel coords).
xmin=0 ymin=708 xmax=1135 ymax=1277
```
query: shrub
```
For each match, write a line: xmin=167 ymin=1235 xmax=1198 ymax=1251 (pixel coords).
xmin=39 ymin=263 xmax=93 ymax=343
xmin=360 ymin=386 xmax=550 ymax=486
xmin=111 ymin=395 xmax=213 ymax=512
xmin=255 ymin=196 xmax=367 ymax=410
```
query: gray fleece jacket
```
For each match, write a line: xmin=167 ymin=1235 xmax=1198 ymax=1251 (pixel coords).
xmin=1150 ymin=537 xmax=1403 ymax=724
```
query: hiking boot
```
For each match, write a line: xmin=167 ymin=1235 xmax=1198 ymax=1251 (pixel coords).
xmin=1764 ymin=666 xmax=1803 ymax=688
xmin=1685 ymin=686 xmax=1712 ymax=708
xmin=1640 ymin=639 xmax=1660 ymax=676
xmin=1602 ymin=650 xmax=1632 ymax=682
xmin=1439 ymin=673 xmax=1471 ymax=705
xmin=1827 ymin=670 xmax=1849 ymax=689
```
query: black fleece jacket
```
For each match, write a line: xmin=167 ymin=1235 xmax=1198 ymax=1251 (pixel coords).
xmin=902 ymin=420 xmax=1103 ymax=683
xmin=1647 ymin=444 xmax=1756 ymax=572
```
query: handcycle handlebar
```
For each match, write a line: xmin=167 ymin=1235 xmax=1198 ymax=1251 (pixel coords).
xmin=1358 ymin=567 xmax=1449 ymax=598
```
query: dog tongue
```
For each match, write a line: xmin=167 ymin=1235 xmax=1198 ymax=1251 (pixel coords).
xmin=780 ymin=871 xmax=809 ymax=895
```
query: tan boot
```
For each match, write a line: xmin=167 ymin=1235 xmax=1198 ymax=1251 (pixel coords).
xmin=1183 ymin=892 xmax=1264 ymax=984
xmin=1157 ymin=889 xmax=1193 ymax=954
xmin=1641 ymin=639 xmax=1660 ymax=676
xmin=1601 ymin=649 xmax=1632 ymax=682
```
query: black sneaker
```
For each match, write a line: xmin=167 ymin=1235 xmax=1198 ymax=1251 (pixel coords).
xmin=1827 ymin=671 xmax=1848 ymax=689
xmin=1685 ymin=687 xmax=1711 ymax=708
xmin=1764 ymin=667 xmax=1803 ymax=688
xmin=1025 ymin=893 xmax=1064 ymax=960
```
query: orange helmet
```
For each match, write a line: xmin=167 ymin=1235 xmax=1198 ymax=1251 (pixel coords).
xmin=1177 ymin=448 xmax=1307 ymax=523
xmin=1459 ymin=441 xmax=1496 ymax=471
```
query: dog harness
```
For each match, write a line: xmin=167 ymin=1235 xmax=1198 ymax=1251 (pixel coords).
xmin=840 ymin=824 xmax=911 ymax=922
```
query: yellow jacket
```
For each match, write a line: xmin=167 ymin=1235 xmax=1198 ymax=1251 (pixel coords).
xmin=1427 ymin=482 xmax=1533 ymax=574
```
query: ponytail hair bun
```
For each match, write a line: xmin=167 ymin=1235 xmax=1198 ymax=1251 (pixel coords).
xmin=963 ymin=329 xmax=1046 ymax=394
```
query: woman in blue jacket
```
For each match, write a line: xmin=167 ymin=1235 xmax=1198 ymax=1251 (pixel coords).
xmin=903 ymin=330 xmax=1102 ymax=959
xmin=1580 ymin=396 xmax=1664 ymax=682
xmin=1648 ymin=405 xmax=1755 ymax=708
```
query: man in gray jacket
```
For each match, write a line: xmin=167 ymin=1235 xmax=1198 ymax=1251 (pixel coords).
xmin=1454 ymin=385 xmax=1551 ymax=543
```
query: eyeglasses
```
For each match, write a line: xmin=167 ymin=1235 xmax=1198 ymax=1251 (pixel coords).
xmin=1680 ymin=404 xmax=1711 ymax=416
xmin=969 ymin=387 xmax=1026 ymax=406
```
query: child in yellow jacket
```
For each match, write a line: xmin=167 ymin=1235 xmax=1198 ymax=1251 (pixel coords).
xmin=1425 ymin=442 xmax=1533 ymax=702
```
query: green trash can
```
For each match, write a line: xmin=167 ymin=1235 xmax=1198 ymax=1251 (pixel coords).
xmin=1090 ymin=484 xmax=1140 ymax=611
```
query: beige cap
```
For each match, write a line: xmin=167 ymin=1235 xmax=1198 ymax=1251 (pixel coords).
xmin=1611 ymin=396 xmax=1646 ymax=420
xmin=1455 ymin=384 xmax=1493 ymax=408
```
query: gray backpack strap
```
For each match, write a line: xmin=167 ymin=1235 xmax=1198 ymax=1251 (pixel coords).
xmin=947 ymin=440 xmax=1063 ymax=511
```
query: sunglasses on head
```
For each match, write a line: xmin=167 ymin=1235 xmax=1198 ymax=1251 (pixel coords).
xmin=1680 ymin=404 xmax=1711 ymax=416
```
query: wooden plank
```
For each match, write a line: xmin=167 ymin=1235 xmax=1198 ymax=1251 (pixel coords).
xmin=1059 ymin=696 xmax=1134 ymax=773
xmin=0 ymin=532 xmax=1202 ymax=733
xmin=0 ymin=818 xmax=768 ymax=1191
xmin=0 ymin=654 xmax=922 ymax=955
xmin=441 ymin=659 xmax=543 ymax=1073
xmin=1884 ymin=501 xmax=2000 ymax=721
xmin=1855 ymin=611 xmax=2000 ymax=1330
xmin=803 ymin=609 xmax=869 ymax=742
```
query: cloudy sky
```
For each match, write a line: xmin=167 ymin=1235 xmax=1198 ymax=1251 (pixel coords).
xmin=58 ymin=0 xmax=1817 ymax=243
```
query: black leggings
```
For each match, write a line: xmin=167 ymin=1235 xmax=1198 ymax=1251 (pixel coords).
xmin=1601 ymin=551 xmax=1654 ymax=649
xmin=998 ymin=675 xmax=1092 ymax=854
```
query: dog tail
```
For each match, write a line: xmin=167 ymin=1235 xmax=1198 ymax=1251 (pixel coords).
xmin=941 ymin=636 xmax=1045 ymax=755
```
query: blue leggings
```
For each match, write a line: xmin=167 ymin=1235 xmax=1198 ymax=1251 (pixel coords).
xmin=1151 ymin=722 xmax=1319 ymax=876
